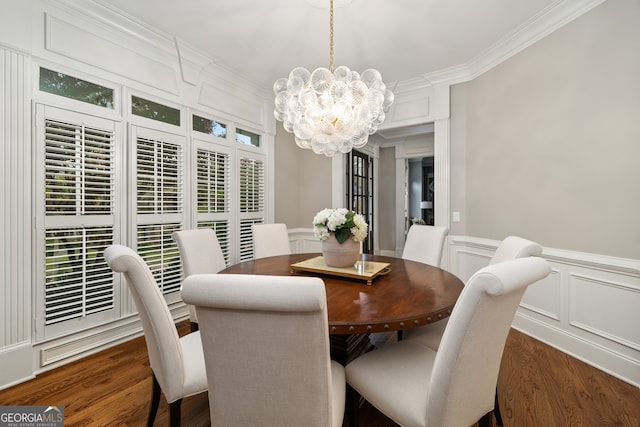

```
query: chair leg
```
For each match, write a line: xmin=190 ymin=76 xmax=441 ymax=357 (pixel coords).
xmin=169 ymin=399 xmax=182 ymax=427
xmin=494 ymin=387 xmax=504 ymax=426
xmin=346 ymin=385 xmax=360 ymax=427
xmin=147 ymin=374 xmax=161 ymax=427
xmin=478 ymin=411 xmax=492 ymax=427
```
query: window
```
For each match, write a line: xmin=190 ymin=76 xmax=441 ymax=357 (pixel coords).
xmin=45 ymin=227 xmax=114 ymax=324
xmin=193 ymin=114 xmax=227 ymax=138
xmin=238 ymin=154 xmax=265 ymax=261
xmin=131 ymin=95 xmax=180 ymax=126
xmin=236 ymin=127 xmax=260 ymax=147
xmin=134 ymin=130 xmax=185 ymax=295
xmin=136 ymin=137 xmax=183 ymax=213
xmin=195 ymin=141 xmax=232 ymax=265
xmin=39 ymin=67 xmax=114 ymax=109
xmin=35 ymin=81 xmax=267 ymax=342
xmin=36 ymin=105 xmax=119 ymax=337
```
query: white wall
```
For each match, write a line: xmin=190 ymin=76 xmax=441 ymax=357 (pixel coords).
xmin=0 ymin=0 xmax=274 ymax=389
xmin=446 ymin=0 xmax=640 ymax=387
xmin=283 ymin=0 xmax=640 ymax=387
xmin=2 ymin=0 xmax=638 ymax=392
xmin=451 ymin=0 xmax=640 ymax=259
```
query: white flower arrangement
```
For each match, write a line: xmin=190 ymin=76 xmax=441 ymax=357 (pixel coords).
xmin=313 ymin=208 xmax=368 ymax=244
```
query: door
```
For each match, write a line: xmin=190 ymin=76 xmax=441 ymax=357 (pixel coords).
xmin=346 ymin=151 xmax=374 ymax=254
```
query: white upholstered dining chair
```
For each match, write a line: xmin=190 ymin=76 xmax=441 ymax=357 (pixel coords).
xmin=402 ymin=235 xmax=543 ymax=425
xmin=172 ymin=228 xmax=226 ymax=331
xmin=182 ymin=273 xmax=346 ymax=427
xmin=403 ymin=235 xmax=543 ymax=348
xmin=401 ymin=225 xmax=449 ymax=267
xmin=252 ymin=223 xmax=291 ymax=259
xmin=345 ymin=257 xmax=552 ymax=427
xmin=104 ymin=245 xmax=207 ymax=427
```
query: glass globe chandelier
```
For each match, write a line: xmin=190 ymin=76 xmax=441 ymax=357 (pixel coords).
xmin=273 ymin=0 xmax=394 ymax=157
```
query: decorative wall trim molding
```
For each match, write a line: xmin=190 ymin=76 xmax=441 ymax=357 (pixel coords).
xmin=0 ymin=47 xmax=32 ymax=352
xmin=287 ymin=232 xmax=640 ymax=387
xmin=44 ymin=13 xmax=180 ymax=95
xmin=449 ymin=235 xmax=640 ymax=387
xmin=421 ymin=0 xmax=608 ymax=86
xmin=35 ymin=304 xmax=189 ymax=371
xmin=0 ymin=343 xmax=33 ymax=391
xmin=568 ymin=273 xmax=640 ymax=352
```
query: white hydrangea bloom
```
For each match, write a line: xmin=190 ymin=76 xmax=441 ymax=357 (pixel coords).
xmin=326 ymin=209 xmax=348 ymax=231
xmin=312 ymin=208 xmax=368 ymax=242
xmin=350 ymin=213 xmax=369 ymax=242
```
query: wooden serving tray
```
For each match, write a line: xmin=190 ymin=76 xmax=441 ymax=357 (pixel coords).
xmin=290 ymin=256 xmax=391 ymax=286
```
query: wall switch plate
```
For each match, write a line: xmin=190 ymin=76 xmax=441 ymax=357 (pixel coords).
xmin=452 ymin=211 xmax=461 ymax=222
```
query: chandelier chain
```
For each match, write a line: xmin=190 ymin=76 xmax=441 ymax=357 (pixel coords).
xmin=329 ymin=0 xmax=334 ymax=72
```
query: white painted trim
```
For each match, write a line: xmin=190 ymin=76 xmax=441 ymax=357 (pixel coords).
xmin=433 ymin=118 xmax=451 ymax=268
xmin=0 ymin=343 xmax=34 ymax=391
xmin=421 ymin=0 xmax=608 ymax=86
xmin=513 ymin=314 xmax=639 ymax=388
xmin=448 ymin=235 xmax=640 ymax=388
xmin=289 ymin=232 xmax=640 ymax=386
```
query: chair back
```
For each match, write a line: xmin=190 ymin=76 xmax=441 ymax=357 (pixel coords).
xmin=173 ymin=228 xmax=226 ymax=276
xmin=182 ymin=273 xmax=340 ymax=427
xmin=252 ymin=223 xmax=291 ymax=259
xmin=490 ymin=235 xmax=542 ymax=265
xmin=173 ymin=228 xmax=227 ymax=325
xmin=427 ymin=257 xmax=551 ymax=427
xmin=402 ymin=225 xmax=449 ymax=266
xmin=104 ymin=245 xmax=186 ymax=403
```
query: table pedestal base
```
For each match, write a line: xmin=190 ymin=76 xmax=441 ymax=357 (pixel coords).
xmin=330 ymin=333 xmax=373 ymax=366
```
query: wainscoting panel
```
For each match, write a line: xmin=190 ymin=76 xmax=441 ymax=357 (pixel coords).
xmin=520 ymin=268 xmax=562 ymax=321
xmin=448 ymin=235 xmax=640 ymax=387
xmin=45 ymin=14 xmax=179 ymax=95
xmin=288 ymin=228 xmax=322 ymax=254
xmin=452 ymin=247 xmax=492 ymax=282
xmin=279 ymin=231 xmax=640 ymax=386
xmin=569 ymin=273 xmax=640 ymax=351
xmin=198 ymin=82 xmax=265 ymax=128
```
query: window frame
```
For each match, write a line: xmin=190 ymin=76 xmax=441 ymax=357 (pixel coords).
xmin=33 ymin=67 xmax=270 ymax=341
xmin=129 ymin=125 xmax=188 ymax=304
xmin=34 ymin=103 xmax=124 ymax=341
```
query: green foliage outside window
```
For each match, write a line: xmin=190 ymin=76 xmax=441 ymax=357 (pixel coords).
xmin=131 ymin=95 xmax=181 ymax=126
xmin=40 ymin=68 xmax=114 ymax=109
xmin=193 ymin=114 xmax=227 ymax=137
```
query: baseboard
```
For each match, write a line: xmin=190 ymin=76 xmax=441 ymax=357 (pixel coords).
xmin=449 ymin=235 xmax=640 ymax=388
xmin=513 ymin=313 xmax=640 ymax=388
xmin=0 ymin=343 xmax=34 ymax=390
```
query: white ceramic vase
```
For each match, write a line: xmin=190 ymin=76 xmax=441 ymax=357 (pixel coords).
xmin=322 ymin=233 xmax=360 ymax=268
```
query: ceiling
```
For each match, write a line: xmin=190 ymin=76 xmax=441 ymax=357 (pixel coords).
xmin=96 ymin=0 xmax=578 ymax=91
xmin=93 ymin=0 xmax=597 ymax=140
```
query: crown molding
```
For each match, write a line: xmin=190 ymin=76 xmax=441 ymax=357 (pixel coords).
xmin=418 ymin=0 xmax=607 ymax=87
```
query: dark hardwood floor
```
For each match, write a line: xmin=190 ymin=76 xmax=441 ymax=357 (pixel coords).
xmin=1 ymin=322 xmax=638 ymax=426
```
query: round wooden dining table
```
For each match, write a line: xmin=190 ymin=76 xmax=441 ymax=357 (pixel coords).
xmin=219 ymin=253 xmax=464 ymax=364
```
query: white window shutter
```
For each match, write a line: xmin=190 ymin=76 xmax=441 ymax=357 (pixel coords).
xmin=42 ymin=115 xmax=116 ymax=326
xmin=195 ymin=144 xmax=231 ymax=265
xmin=134 ymin=133 xmax=185 ymax=295
xmin=238 ymin=155 xmax=265 ymax=261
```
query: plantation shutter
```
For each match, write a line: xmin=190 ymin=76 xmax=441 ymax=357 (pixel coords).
xmin=238 ymin=154 xmax=265 ymax=261
xmin=40 ymin=111 xmax=116 ymax=329
xmin=195 ymin=143 xmax=231 ymax=265
xmin=45 ymin=227 xmax=114 ymax=324
xmin=135 ymin=132 xmax=185 ymax=295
